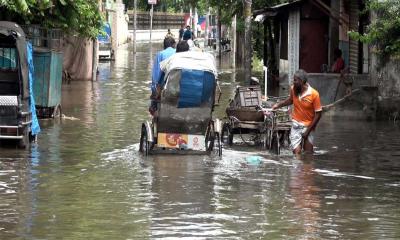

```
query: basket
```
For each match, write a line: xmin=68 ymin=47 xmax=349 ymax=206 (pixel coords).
xmin=231 ymin=86 xmax=262 ymax=108
xmin=226 ymin=107 xmax=264 ymax=122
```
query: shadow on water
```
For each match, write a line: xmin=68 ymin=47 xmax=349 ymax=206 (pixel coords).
xmin=0 ymin=43 xmax=400 ymax=239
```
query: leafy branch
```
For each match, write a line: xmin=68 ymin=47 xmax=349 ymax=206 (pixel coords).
xmin=349 ymin=0 xmax=400 ymax=63
xmin=0 ymin=0 xmax=104 ymax=39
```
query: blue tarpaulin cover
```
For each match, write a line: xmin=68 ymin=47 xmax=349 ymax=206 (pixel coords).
xmin=98 ymin=23 xmax=111 ymax=43
xmin=27 ymin=43 xmax=40 ymax=135
xmin=178 ymin=69 xmax=215 ymax=108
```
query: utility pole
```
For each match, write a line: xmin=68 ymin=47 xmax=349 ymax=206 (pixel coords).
xmin=133 ymin=0 xmax=137 ymax=53
xmin=205 ymin=7 xmax=209 ymax=48
xmin=217 ymin=6 xmax=221 ymax=58
xmin=189 ymin=7 xmax=193 ymax=28
xmin=244 ymin=0 xmax=252 ymax=83
xmin=232 ymin=15 xmax=236 ymax=68
xmin=150 ymin=3 xmax=154 ymax=43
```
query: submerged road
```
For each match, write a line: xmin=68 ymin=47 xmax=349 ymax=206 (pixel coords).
xmin=0 ymin=43 xmax=400 ymax=239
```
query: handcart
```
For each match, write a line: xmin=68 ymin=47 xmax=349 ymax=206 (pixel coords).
xmin=221 ymin=86 xmax=291 ymax=155
xmin=139 ymin=51 xmax=222 ymax=156
xmin=222 ymin=86 xmax=264 ymax=145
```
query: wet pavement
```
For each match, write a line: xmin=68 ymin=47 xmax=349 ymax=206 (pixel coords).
xmin=0 ymin=43 xmax=400 ymax=239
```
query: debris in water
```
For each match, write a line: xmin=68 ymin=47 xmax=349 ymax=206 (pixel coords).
xmin=246 ymin=156 xmax=262 ymax=165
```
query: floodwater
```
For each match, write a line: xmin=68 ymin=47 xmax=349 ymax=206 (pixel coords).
xmin=1 ymin=43 xmax=400 ymax=239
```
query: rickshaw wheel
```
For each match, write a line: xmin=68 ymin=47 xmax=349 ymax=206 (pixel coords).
xmin=262 ymin=132 xmax=268 ymax=149
xmin=206 ymin=133 xmax=214 ymax=151
xmin=139 ymin=125 xmax=149 ymax=155
xmin=214 ymin=132 xmax=222 ymax=156
xmin=271 ymin=132 xmax=280 ymax=155
xmin=266 ymin=129 xmax=273 ymax=149
xmin=221 ymin=123 xmax=233 ymax=146
xmin=205 ymin=123 xmax=215 ymax=151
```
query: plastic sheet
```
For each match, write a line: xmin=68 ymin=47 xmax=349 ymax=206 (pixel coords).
xmin=27 ymin=42 xmax=41 ymax=135
xmin=178 ymin=69 xmax=215 ymax=108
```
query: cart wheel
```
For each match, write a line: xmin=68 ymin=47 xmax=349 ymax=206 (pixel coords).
xmin=266 ymin=129 xmax=273 ymax=149
xmin=139 ymin=125 xmax=149 ymax=155
xmin=283 ymin=131 xmax=290 ymax=148
xmin=221 ymin=123 xmax=233 ymax=146
xmin=52 ymin=104 xmax=62 ymax=119
xmin=214 ymin=132 xmax=222 ymax=156
xmin=205 ymin=123 xmax=215 ymax=151
xmin=271 ymin=132 xmax=280 ymax=155
xmin=262 ymin=132 xmax=268 ymax=149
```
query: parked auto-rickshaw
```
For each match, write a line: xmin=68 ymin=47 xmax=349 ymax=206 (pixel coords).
xmin=0 ymin=21 xmax=40 ymax=148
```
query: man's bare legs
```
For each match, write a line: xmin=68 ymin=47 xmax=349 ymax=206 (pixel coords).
xmin=293 ymin=139 xmax=313 ymax=155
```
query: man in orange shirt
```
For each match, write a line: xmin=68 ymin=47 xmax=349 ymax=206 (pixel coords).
xmin=272 ymin=69 xmax=322 ymax=154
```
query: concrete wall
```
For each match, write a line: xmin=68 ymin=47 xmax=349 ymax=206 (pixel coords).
xmin=370 ymin=56 xmax=400 ymax=118
xmin=111 ymin=3 xmax=129 ymax=50
xmin=303 ymin=73 xmax=376 ymax=120
xmin=130 ymin=29 xmax=180 ymax=42
xmin=307 ymin=73 xmax=371 ymax=105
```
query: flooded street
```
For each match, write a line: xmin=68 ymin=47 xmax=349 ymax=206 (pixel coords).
xmin=1 ymin=43 xmax=400 ymax=239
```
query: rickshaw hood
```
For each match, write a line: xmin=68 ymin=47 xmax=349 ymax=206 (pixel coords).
xmin=160 ymin=51 xmax=217 ymax=77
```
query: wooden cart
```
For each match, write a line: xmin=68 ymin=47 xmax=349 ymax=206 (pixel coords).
xmin=222 ymin=87 xmax=291 ymax=154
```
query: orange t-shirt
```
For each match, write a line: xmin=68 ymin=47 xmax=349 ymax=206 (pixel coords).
xmin=291 ymin=85 xmax=322 ymax=126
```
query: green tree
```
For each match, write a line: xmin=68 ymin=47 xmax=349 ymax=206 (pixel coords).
xmin=349 ymin=0 xmax=400 ymax=63
xmin=0 ymin=0 xmax=103 ymax=39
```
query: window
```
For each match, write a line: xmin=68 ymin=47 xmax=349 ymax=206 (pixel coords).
xmin=0 ymin=48 xmax=17 ymax=69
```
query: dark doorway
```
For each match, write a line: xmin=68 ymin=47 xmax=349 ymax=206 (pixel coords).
xmin=299 ymin=19 xmax=329 ymax=73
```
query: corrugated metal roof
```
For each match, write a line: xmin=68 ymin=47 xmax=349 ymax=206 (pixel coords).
xmin=270 ymin=0 xmax=304 ymax=9
xmin=253 ymin=0 xmax=304 ymax=21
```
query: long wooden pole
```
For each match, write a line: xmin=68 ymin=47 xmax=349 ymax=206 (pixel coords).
xmin=150 ymin=4 xmax=154 ymax=43
xmin=232 ymin=15 xmax=236 ymax=68
xmin=244 ymin=0 xmax=252 ymax=83
xmin=322 ymin=89 xmax=360 ymax=112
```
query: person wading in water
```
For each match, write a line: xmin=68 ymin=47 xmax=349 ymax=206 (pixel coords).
xmin=272 ymin=69 xmax=322 ymax=154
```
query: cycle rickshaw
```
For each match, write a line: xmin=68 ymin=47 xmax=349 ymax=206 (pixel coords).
xmin=139 ymin=51 xmax=222 ymax=156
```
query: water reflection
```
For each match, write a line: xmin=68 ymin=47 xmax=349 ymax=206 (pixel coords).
xmin=288 ymin=156 xmax=321 ymax=239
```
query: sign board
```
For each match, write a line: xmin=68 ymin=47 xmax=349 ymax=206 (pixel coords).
xmin=157 ymin=133 xmax=205 ymax=151
xmin=148 ymin=0 xmax=156 ymax=4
